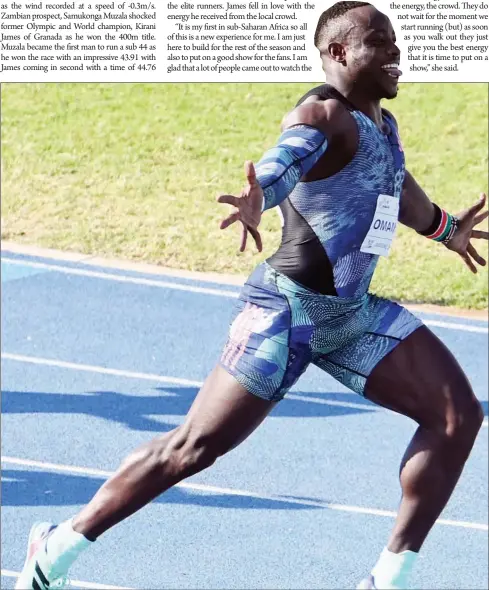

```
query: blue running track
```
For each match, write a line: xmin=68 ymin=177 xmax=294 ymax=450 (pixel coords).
xmin=1 ymin=250 xmax=487 ymax=589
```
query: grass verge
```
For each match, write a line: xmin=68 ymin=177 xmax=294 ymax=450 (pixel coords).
xmin=1 ymin=83 xmax=487 ymax=308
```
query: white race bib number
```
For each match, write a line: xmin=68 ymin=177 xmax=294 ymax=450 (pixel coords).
xmin=360 ymin=194 xmax=399 ymax=257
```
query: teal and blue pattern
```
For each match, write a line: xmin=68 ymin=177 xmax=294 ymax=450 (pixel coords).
xmin=287 ymin=111 xmax=405 ymax=298
xmin=220 ymin=263 xmax=422 ymax=401
xmin=220 ymin=108 xmax=422 ymax=401
xmin=256 ymin=125 xmax=328 ymax=212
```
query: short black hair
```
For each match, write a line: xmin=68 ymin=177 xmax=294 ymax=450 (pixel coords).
xmin=314 ymin=1 xmax=372 ymax=51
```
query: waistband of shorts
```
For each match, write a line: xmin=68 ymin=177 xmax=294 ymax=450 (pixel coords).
xmin=250 ymin=262 xmax=369 ymax=308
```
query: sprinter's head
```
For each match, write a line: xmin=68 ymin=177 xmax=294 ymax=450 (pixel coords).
xmin=314 ymin=2 xmax=401 ymax=99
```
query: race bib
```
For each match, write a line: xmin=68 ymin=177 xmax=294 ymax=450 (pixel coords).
xmin=360 ymin=194 xmax=399 ymax=257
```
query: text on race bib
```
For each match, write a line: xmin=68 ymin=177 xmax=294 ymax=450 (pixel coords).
xmin=360 ymin=194 xmax=399 ymax=257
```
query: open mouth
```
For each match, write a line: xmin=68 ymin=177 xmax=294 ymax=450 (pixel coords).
xmin=381 ymin=63 xmax=402 ymax=78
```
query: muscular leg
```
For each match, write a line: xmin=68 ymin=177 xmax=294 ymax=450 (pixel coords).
xmin=72 ymin=365 xmax=275 ymax=540
xmin=365 ymin=326 xmax=484 ymax=554
xmin=15 ymin=265 xmax=299 ymax=590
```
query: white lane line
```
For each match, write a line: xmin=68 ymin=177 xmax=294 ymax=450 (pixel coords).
xmin=1 ymin=258 xmax=239 ymax=299
xmin=2 ymin=243 xmax=488 ymax=320
xmin=420 ymin=320 xmax=488 ymax=334
xmin=2 ymin=257 xmax=488 ymax=334
xmin=2 ymin=456 xmax=487 ymax=532
xmin=1 ymin=569 xmax=132 ymax=589
xmin=2 ymin=352 xmax=487 ymax=427
xmin=1 ymin=353 xmax=202 ymax=387
xmin=286 ymin=393 xmax=376 ymax=412
xmin=2 ymin=456 xmax=113 ymax=477
xmin=0 ymin=242 xmax=246 ymax=287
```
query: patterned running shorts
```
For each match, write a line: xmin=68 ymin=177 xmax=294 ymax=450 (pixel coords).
xmin=220 ymin=263 xmax=423 ymax=401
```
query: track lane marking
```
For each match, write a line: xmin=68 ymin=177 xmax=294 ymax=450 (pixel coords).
xmin=1 ymin=569 xmax=133 ymax=589
xmin=2 ymin=352 xmax=487 ymax=427
xmin=2 ymin=258 xmax=487 ymax=334
xmin=2 ymin=456 xmax=487 ymax=531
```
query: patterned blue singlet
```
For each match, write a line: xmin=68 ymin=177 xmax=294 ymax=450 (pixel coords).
xmin=220 ymin=85 xmax=423 ymax=401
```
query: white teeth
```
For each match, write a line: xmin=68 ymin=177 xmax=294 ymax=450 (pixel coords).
xmin=382 ymin=63 xmax=399 ymax=69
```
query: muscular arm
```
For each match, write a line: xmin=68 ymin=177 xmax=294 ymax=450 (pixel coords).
xmin=256 ymin=101 xmax=348 ymax=211
xmin=383 ymin=108 xmax=439 ymax=234
xmin=400 ymin=169 xmax=488 ymax=272
xmin=399 ymin=170 xmax=437 ymax=232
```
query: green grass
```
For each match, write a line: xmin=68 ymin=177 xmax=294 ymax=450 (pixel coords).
xmin=1 ymin=83 xmax=488 ymax=308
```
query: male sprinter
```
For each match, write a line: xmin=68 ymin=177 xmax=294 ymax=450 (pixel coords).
xmin=16 ymin=3 xmax=488 ymax=590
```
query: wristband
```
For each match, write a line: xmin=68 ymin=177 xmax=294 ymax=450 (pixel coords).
xmin=419 ymin=204 xmax=458 ymax=244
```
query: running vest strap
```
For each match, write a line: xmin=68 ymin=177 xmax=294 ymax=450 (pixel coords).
xmin=296 ymin=83 xmax=394 ymax=131
xmin=256 ymin=124 xmax=328 ymax=212
xmin=295 ymin=83 xmax=357 ymax=110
